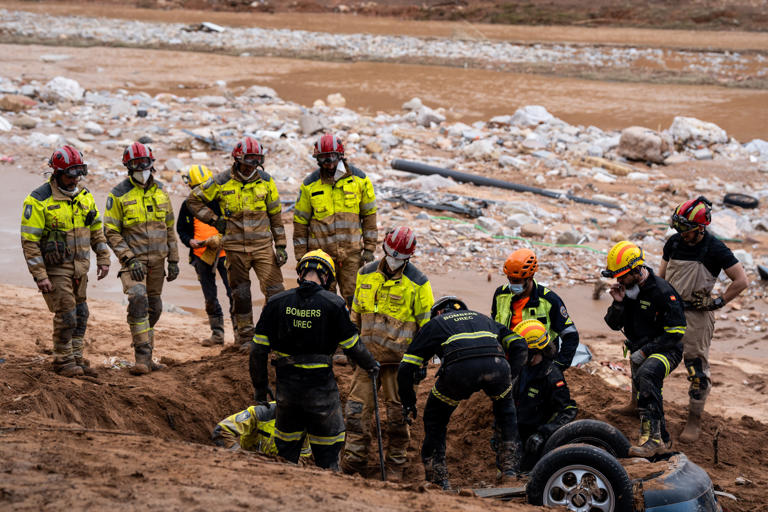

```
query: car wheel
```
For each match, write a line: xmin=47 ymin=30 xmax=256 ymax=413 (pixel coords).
xmin=527 ymin=444 xmax=634 ymax=512
xmin=542 ymin=419 xmax=631 ymax=458
xmin=723 ymin=193 xmax=759 ymax=209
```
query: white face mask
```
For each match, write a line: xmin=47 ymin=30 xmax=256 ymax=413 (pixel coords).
xmin=334 ymin=159 xmax=347 ymax=182
xmin=624 ymin=284 xmax=640 ymax=300
xmin=509 ymin=283 xmax=526 ymax=295
xmin=385 ymin=256 xmax=405 ymax=271
xmin=133 ymin=170 xmax=151 ymax=184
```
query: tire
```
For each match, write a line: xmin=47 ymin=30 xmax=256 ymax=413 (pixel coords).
xmin=542 ymin=419 xmax=631 ymax=459
xmin=526 ymin=444 xmax=634 ymax=512
xmin=723 ymin=193 xmax=759 ymax=209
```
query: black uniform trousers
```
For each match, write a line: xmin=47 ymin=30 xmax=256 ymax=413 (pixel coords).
xmin=191 ymin=254 xmax=232 ymax=318
xmin=634 ymin=347 xmax=682 ymax=443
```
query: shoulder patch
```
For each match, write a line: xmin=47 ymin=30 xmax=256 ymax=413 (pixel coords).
xmin=560 ymin=305 xmax=569 ymax=318
xmin=403 ymin=263 xmax=428 ymax=286
xmin=349 ymin=165 xmax=367 ymax=179
xmin=24 ymin=204 xmax=32 ymax=219
xmin=555 ymin=380 xmax=566 ymax=388
xmin=359 ymin=261 xmax=379 ymax=275
xmin=106 ymin=196 xmax=113 ymax=210
xmin=669 ymin=295 xmax=676 ymax=301
xmin=235 ymin=410 xmax=251 ymax=423
xmin=30 ymin=182 xmax=53 ymax=202
xmin=111 ymin=178 xmax=134 ymax=198
xmin=303 ymin=169 xmax=321 ymax=186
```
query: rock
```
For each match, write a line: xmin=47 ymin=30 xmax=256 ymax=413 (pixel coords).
xmin=415 ymin=106 xmax=445 ymax=127
xmin=402 ymin=97 xmax=423 ymax=111
xmin=12 ymin=114 xmax=37 ymax=129
xmin=138 ymin=135 xmax=153 ymax=144
xmin=0 ymin=94 xmax=37 ymax=112
xmin=556 ymin=231 xmax=581 ymax=245
xmin=692 ymin=148 xmax=713 ymax=160
xmin=84 ymin=121 xmax=104 ymax=135
xmin=199 ymin=95 xmax=228 ymax=107
xmin=732 ymin=249 xmax=753 ymax=267
xmin=463 ymin=138 xmax=497 ymax=160
xmin=109 ymin=100 xmax=133 ymax=118
xmin=663 ymin=153 xmax=689 ymax=165
xmin=39 ymin=76 xmax=84 ymax=103
xmin=107 ymin=128 xmax=122 ymax=138
xmin=510 ymin=105 xmax=554 ymax=127
xmin=408 ymin=174 xmax=455 ymax=192
xmin=617 ymin=126 xmax=670 ymax=164
xmin=0 ymin=115 xmax=11 ymax=132
xmin=626 ymin=172 xmax=650 ymax=182
xmin=521 ymin=223 xmax=547 ymax=238
xmin=19 ymin=85 xmax=37 ymax=97
xmin=709 ymin=209 xmax=751 ymax=240
xmin=299 ymin=113 xmax=324 ymax=135
xmin=586 ymin=145 xmax=604 ymax=157
xmin=505 ymin=213 xmax=536 ymax=229
xmin=40 ymin=54 xmax=71 ymax=63
xmin=27 ymin=131 xmax=63 ymax=146
xmin=668 ymin=116 xmax=728 ymax=147
xmin=164 ymin=158 xmax=185 ymax=172
xmin=498 ymin=155 xmax=525 ymax=169
xmin=476 ymin=216 xmax=503 ymax=235
xmin=744 ymin=139 xmax=768 ymax=159
xmin=592 ymin=170 xmax=617 ymax=183
xmin=365 ymin=141 xmax=383 ymax=154
xmin=244 ymin=85 xmax=279 ymax=99
xmin=610 ymin=231 xmax=627 ymax=242
xmin=312 ymin=99 xmax=326 ymax=108
xmin=190 ymin=151 xmax=209 ymax=160
xmin=326 ymin=93 xmax=346 ymax=108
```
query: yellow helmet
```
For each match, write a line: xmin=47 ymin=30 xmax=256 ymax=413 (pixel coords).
xmin=297 ymin=249 xmax=336 ymax=286
xmin=513 ymin=319 xmax=550 ymax=350
xmin=183 ymin=164 xmax=213 ymax=188
xmin=602 ymin=241 xmax=644 ymax=278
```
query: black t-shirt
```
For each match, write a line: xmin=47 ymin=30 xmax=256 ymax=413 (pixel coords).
xmin=662 ymin=231 xmax=739 ymax=278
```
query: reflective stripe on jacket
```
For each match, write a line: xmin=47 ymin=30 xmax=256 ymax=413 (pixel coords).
xmin=21 ymin=178 xmax=110 ymax=280
xmin=351 ymin=259 xmax=434 ymax=364
xmin=187 ymin=168 xmax=285 ymax=252
xmin=293 ymin=165 xmax=377 ymax=260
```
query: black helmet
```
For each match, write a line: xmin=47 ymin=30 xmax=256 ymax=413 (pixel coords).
xmin=430 ymin=295 xmax=468 ymax=318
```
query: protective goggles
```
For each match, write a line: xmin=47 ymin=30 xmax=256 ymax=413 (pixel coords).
xmin=238 ymin=154 xmax=264 ymax=166
xmin=316 ymin=153 xmax=340 ymax=166
xmin=60 ymin=164 xmax=88 ymax=177
xmin=670 ymin=214 xmax=699 ymax=233
xmin=126 ymin=157 xmax=153 ymax=172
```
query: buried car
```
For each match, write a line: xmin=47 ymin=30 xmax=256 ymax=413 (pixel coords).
xmin=475 ymin=419 xmax=722 ymax=512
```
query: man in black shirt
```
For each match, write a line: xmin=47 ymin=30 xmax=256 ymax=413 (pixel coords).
xmin=397 ymin=296 xmax=527 ymax=489
xmin=250 ymin=250 xmax=379 ymax=470
xmin=603 ymin=241 xmax=686 ymax=457
xmin=660 ymin=197 xmax=747 ymax=442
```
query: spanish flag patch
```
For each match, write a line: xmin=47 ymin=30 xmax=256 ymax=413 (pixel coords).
xmin=670 ymin=295 xmax=676 ymax=301
xmin=556 ymin=380 xmax=565 ymax=387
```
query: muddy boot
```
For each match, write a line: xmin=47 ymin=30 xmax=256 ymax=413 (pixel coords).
xmin=148 ymin=328 xmax=166 ymax=371
xmin=679 ymin=398 xmax=706 ymax=443
xmin=496 ymin=441 xmax=522 ymax=484
xmin=202 ymin=315 xmax=226 ymax=347
xmin=57 ymin=363 xmax=85 ymax=377
xmin=424 ymin=455 xmax=451 ymax=490
xmin=386 ymin=463 xmax=405 ymax=482
xmin=340 ymin=454 xmax=367 ymax=476
xmin=71 ymin=337 xmax=98 ymax=377
xmin=53 ymin=334 xmax=83 ymax=377
xmin=629 ymin=418 xmax=667 ymax=458
xmin=130 ymin=342 xmax=152 ymax=375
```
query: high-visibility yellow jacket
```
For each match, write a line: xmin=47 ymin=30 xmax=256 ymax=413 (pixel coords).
xmin=293 ymin=165 xmax=377 ymax=261
xmin=21 ymin=178 xmax=110 ymax=281
xmin=103 ymin=177 xmax=179 ymax=266
xmin=351 ymin=259 xmax=434 ymax=364
xmin=212 ymin=403 xmax=310 ymax=456
xmin=187 ymin=168 xmax=286 ymax=252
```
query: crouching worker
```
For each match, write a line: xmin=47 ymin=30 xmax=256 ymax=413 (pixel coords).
xmin=397 ymin=296 xmax=527 ymax=490
xmin=211 ymin=402 xmax=310 ymax=458
xmin=512 ymin=319 xmax=577 ymax=470
xmin=249 ymin=250 xmax=379 ymax=470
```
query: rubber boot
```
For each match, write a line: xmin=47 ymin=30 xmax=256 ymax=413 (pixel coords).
xmin=628 ymin=418 xmax=666 ymax=458
xmin=202 ymin=315 xmax=225 ymax=347
xmin=71 ymin=337 xmax=98 ymax=377
xmin=130 ymin=342 xmax=152 ymax=375
xmin=148 ymin=328 xmax=166 ymax=371
xmin=679 ymin=398 xmax=706 ymax=443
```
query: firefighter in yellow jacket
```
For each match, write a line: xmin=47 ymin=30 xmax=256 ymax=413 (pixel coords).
xmin=187 ymin=137 xmax=286 ymax=351
xmin=21 ymin=146 xmax=111 ymax=377
xmin=293 ymin=133 xmax=377 ymax=306
xmin=104 ymin=142 xmax=180 ymax=375
xmin=342 ymin=226 xmax=434 ymax=479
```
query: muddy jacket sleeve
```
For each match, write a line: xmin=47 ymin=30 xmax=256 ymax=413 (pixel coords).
xmin=104 ymin=194 xmax=135 ymax=265
xmin=604 ymin=300 xmax=625 ymax=331
xmin=86 ymin=200 xmax=111 ymax=267
xmin=499 ymin=326 xmax=527 ymax=380
xmin=20 ymin=196 xmax=48 ymax=281
xmin=545 ymin=291 xmax=579 ymax=370
xmin=292 ymin=184 xmax=311 ymax=260
xmin=336 ymin=305 xmax=377 ymax=371
xmin=265 ymin=177 xmax=286 ymax=247
xmin=640 ymin=289 xmax=687 ymax=355
xmin=538 ymin=365 xmax=578 ymax=438
xmin=163 ymin=193 xmax=179 ymax=263
xmin=187 ymin=178 xmax=220 ymax=225
xmin=360 ymin=175 xmax=377 ymax=253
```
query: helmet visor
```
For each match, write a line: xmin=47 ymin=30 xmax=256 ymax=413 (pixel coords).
xmin=126 ymin=157 xmax=153 ymax=172
xmin=316 ymin=153 xmax=340 ymax=166
xmin=61 ymin=164 xmax=87 ymax=177
xmin=239 ymin=154 xmax=264 ymax=166
xmin=670 ymin=214 xmax=699 ymax=233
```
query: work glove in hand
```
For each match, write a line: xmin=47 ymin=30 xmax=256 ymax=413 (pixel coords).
xmin=254 ymin=386 xmax=273 ymax=406
xmin=43 ymin=241 xmax=64 ymax=265
xmin=525 ymin=433 xmax=545 ymax=454
xmin=361 ymin=248 xmax=375 ymax=263
xmin=126 ymin=258 xmax=146 ymax=281
xmin=275 ymin=246 xmax=288 ymax=267
xmin=213 ymin=216 xmax=227 ymax=234
xmin=367 ymin=361 xmax=380 ymax=380
xmin=402 ymin=403 xmax=417 ymax=425
xmin=630 ymin=349 xmax=646 ymax=366
xmin=166 ymin=261 xmax=179 ymax=282
xmin=691 ymin=289 xmax=724 ymax=311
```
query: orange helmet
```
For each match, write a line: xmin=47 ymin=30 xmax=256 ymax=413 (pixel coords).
xmin=503 ymin=249 xmax=538 ymax=279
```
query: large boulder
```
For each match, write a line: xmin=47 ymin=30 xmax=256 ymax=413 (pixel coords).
xmin=39 ymin=77 xmax=84 ymax=103
xmin=668 ymin=116 xmax=728 ymax=148
xmin=617 ymin=126 xmax=671 ymax=164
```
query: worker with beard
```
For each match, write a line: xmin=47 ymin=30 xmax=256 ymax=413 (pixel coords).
xmin=603 ymin=241 xmax=685 ymax=457
xmin=187 ymin=137 xmax=287 ymax=352
xmin=21 ymin=145 xmax=111 ymax=377
xmin=104 ymin=142 xmax=179 ymax=375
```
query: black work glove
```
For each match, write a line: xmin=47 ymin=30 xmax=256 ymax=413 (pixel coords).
xmin=126 ymin=258 xmax=146 ymax=281
xmin=525 ymin=433 xmax=545 ymax=454
xmin=415 ymin=364 xmax=428 ymax=383
xmin=402 ymin=403 xmax=417 ymax=425
xmin=361 ymin=248 xmax=375 ymax=263
xmin=254 ymin=385 xmax=273 ymax=406
xmin=691 ymin=290 xmax=724 ymax=311
xmin=43 ymin=240 xmax=64 ymax=265
xmin=275 ymin=246 xmax=288 ymax=267
xmin=213 ymin=216 xmax=227 ymax=234
xmin=166 ymin=261 xmax=179 ymax=282
xmin=367 ymin=361 xmax=380 ymax=380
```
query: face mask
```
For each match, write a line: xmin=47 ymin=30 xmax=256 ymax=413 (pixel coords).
xmin=509 ymin=283 xmax=525 ymax=295
xmin=334 ymin=159 xmax=347 ymax=181
xmin=624 ymin=284 xmax=640 ymax=300
xmin=385 ymin=256 xmax=405 ymax=271
xmin=133 ymin=170 xmax=151 ymax=184
xmin=61 ymin=185 xmax=79 ymax=197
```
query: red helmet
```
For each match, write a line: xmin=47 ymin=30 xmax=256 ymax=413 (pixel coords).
xmin=231 ymin=136 xmax=264 ymax=164
xmin=671 ymin=196 xmax=711 ymax=232
xmin=122 ymin=142 xmax=155 ymax=171
xmin=49 ymin=145 xmax=87 ymax=176
xmin=383 ymin=227 xmax=417 ymax=260
xmin=313 ymin=133 xmax=344 ymax=158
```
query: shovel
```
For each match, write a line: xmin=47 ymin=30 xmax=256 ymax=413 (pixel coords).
xmin=371 ymin=373 xmax=387 ymax=481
